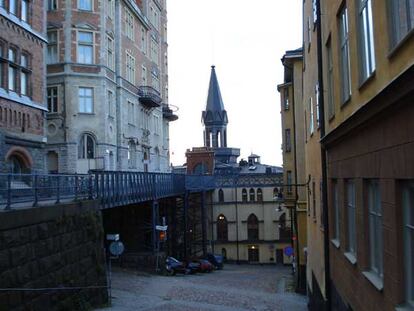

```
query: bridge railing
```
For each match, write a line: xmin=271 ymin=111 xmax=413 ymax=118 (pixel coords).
xmin=0 ymin=172 xmax=187 ymax=210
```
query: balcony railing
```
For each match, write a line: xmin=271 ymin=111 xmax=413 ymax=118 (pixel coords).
xmin=138 ymin=86 xmax=162 ymax=108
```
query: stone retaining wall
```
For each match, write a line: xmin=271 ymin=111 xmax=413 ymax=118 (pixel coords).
xmin=0 ymin=201 xmax=108 ymax=310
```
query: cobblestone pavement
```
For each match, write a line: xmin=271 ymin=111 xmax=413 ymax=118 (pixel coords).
xmin=96 ymin=264 xmax=308 ymax=311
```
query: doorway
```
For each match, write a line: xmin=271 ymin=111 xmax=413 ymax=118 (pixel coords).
xmin=248 ymin=246 xmax=259 ymax=262
xmin=276 ymin=249 xmax=284 ymax=264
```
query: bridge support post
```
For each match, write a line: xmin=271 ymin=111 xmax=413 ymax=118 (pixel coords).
xmin=152 ymin=200 xmax=159 ymax=254
xmin=201 ymin=191 xmax=207 ymax=256
xmin=183 ymin=191 xmax=189 ymax=260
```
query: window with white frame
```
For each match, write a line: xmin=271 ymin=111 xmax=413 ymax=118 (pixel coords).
xmin=150 ymin=37 xmax=159 ymax=65
xmin=141 ymin=27 xmax=147 ymax=53
xmin=78 ymin=133 xmax=95 ymax=159
xmin=315 ymin=83 xmax=320 ymax=128
xmin=149 ymin=5 xmax=159 ymax=30
xmin=358 ymin=0 xmax=375 ymax=81
xmin=107 ymin=0 xmax=114 ymax=19
xmin=403 ymin=181 xmax=414 ymax=307
xmin=21 ymin=0 xmax=28 ymax=22
xmin=309 ymin=97 xmax=314 ymax=134
xmin=20 ymin=54 xmax=29 ymax=96
xmin=125 ymin=8 xmax=135 ymax=41
xmin=47 ymin=87 xmax=58 ymax=113
xmin=77 ymin=31 xmax=93 ymax=64
xmin=9 ymin=0 xmax=17 ymax=15
xmin=126 ymin=52 xmax=135 ymax=84
xmin=389 ymin=0 xmax=414 ymax=48
xmin=78 ymin=87 xmax=93 ymax=113
xmin=107 ymin=90 xmax=113 ymax=117
xmin=327 ymin=39 xmax=335 ymax=118
xmin=339 ymin=6 xmax=351 ymax=103
xmin=283 ymin=87 xmax=289 ymax=110
xmin=0 ymin=0 xmax=4 ymax=8
xmin=142 ymin=65 xmax=147 ymax=85
xmin=333 ymin=180 xmax=340 ymax=242
xmin=48 ymin=0 xmax=57 ymax=11
xmin=78 ymin=0 xmax=92 ymax=11
xmin=127 ymin=101 xmax=135 ymax=125
xmin=128 ymin=141 xmax=137 ymax=168
xmin=107 ymin=35 xmax=114 ymax=70
xmin=346 ymin=180 xmax=357 ymax=256
xmin=367 ymin=180 xmax=383 ymax=279
xmin=47 ymin=31 xmax=58 ymax=64
xmin=151 ymin=71 xmax=159 ymax=92
xmin=8 ymin=48 xmax=17 ymax=91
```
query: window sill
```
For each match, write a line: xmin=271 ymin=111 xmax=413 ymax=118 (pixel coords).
xmin=344 ymin=252 xmax=357 ymax=265
xmin=358 ymin=71 xmax=376 ymax=91
xmin=362 ymin=271 xmax=383 ymax=291
xmin=340 ymin=96 xmax=351 ymax=108
xmin=331 ymin=239 xmax=340 ymax=249
xmin=78 ymin=112 xmax=94 ymax=115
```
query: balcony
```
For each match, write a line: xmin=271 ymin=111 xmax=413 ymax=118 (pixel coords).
xmin=162 ymin=104 xmax=179 ymax=121
xmin=138 ymin=86 xmax=162 ymax=108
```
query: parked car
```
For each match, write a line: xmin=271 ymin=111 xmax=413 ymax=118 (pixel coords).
xmin=165 ymin=257 xmax=188 ymax=276
xmin=196 ymin=259 xmax=214 ymax=273
xmin=185 ymin=260 xmax=201 ymax=274
xmin=205 ymin=253 xmax=224 ymax=270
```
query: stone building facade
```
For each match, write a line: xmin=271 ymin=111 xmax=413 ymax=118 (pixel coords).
xmin=45 ymin=0 xmax=176 ymax=174
xmin=278 ymin=48 xmax=308 ymax=292
xmin=0 ymin=0 xmax=47 ymax=174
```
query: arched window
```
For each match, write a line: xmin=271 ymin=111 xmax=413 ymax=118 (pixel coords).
xmin=257 ymin=188 xmax=263 ymax=202
xmin=218 ymin=189 xmax=224 ymax=203
xmin=247 ymin=214 xmax=259 ymax=240
xmin=249 ymin=188 xmax=255 ymax=201
xmin=78 ymin=133 xmax=95 ymax=159
xmin=242 ymin=188 xmax=248 ymax=202
xmin=278 ymin=213 xmax=290 ymax=240
xmin=273 ymin=187 xmax=281 ymax=199
xmin=217 ymin=214 xmax=228 ymax=241
xmin=47 ymin=151 xmax=58 ymax=174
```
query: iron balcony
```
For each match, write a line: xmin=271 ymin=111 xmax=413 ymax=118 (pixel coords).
xmin=138 ymin=86 xmax=162 ymax=108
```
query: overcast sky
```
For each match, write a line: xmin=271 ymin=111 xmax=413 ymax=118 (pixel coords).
xmin=168 ymin=0 xmax=302 ymax=167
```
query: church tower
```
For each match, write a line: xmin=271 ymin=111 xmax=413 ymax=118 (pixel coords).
xmin=202 ymin=66 xmax=228 ymax=148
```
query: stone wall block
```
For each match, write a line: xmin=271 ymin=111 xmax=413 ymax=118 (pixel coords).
xmin=34 ymin=240 xmax=49 ymax=259
xmin=2 ymin=229 xmax=21 ymax=249
xmin=16 ymin=263 xmax=32 ymax=284
xmin=0 ymin=269 xmax=17 ymax=287
xmin=19 ymin=227 xmax=32 ymax=245
xmin=37 ymin=223 xmax=49 ymax=240
xmin=0 ymin=249 xmax=10 ymax=272
xmin=10 ymin=245 xmax=30 ymax=267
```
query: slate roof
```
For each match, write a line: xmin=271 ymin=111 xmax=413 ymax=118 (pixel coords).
xmin=202 ymin=66 xmax=228 ymax=125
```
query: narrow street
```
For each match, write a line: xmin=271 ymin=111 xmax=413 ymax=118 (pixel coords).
xmin=96 ymin=264 xmax=307 ymax=311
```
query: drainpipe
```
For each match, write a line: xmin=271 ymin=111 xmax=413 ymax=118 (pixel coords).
xmin=316 ymin=0 xmax=331 ymax=309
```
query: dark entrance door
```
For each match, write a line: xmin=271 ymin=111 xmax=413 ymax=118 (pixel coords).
xmin=276 ymin=249 xmax=284 ymax=264
xmin=248 ymin=248 xmax=259 ymax=262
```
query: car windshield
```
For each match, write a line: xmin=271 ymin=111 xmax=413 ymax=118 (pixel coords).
xmin=168 ymin=257 xmax=180 ymax=263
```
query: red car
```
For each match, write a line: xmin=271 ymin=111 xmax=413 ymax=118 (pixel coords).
xmin=196 ymin=259 xmax=214 ymax=273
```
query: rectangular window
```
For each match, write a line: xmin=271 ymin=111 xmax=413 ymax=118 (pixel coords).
xmin=358 ymin=0 xmax=375 ymax=81
xmin=150 ymin=38 xmax=159 ymax=65
xmin=125 ymin=8 xmax=135 ymax=41
xmin=312 ymin=0 xmax=318 ymax=24
xmin=154 ymin=115 xmax=159 ymax=135
xmin=151 ymin=71 xmax=159 ymax=91
xmin=107 ymin=0 xmax=114 ymax=19
xmin=141 ymin=27 xmax=147 ymax=53
xmin=48 ymin=0 xmax=57 ymax=11
xmin=367 ymin=180 xmax=383 ymax=278
xmin=285 ymin=129 xmax=291 ymax=152
xmin=8 ymin=49 xmax=16 ymax=91
xmin=128 ymin=101 xmax=134 ymax=124
xmin=287 ymin=171 xmax=292 ymax=194
xmin=0 ymin=44 xmax=3 ymax=88
xmin=312 ymin=181 xmax=316 ymax=219
xmin=402 ymin=181 xmax=414 ymax=307
xmin=309 ymin=97 xmax=314 ymax=134
xmin=126 ymin=52 xmax=135 ymax=84
xmin=78 ymin=87 xmax=93 ymax=113
xmin=77 ymin=31 xmax=93 ymax=64
xmin=47 ymin=31 xmax=58 ymax=64
xmin=327 ymin=39 xmax=335 ymax=118
xmin=333 ymin=180 xmax=340 ymax=241
xmin=47 ymin=87 xmax=58 ymax=113
xmin=107 ymin=35 xmax=114 ymax=70
xmin=346 ymin=181 xmax=357 ymax=256
xmin=283 ymin=87 xmax=289 ymax=110
xmin=21 ymin=0 xmax=28 ymax=22
xmin=107 ymin=90 xmax=113 ymax=117
xmin=315 ymin=83 xmax=320 ymax=128
xmin=142 ymin=65 xmax=147 ymax=85
xmin=9 ymin=0 xmax=17 ymax=15
xmin=389 ymin=0 xmax=414 ymax=47
xmin=339 ymin=6 xmax=351 ymax=103
xmin=78 ymin=0 xmax=92 ymax=11
xmin=307 ymin=16 xmax=312 ymax=47
xmin=0 ymin=0 xmax=3 ymax=8
xmin=20 ymin=55 xmax=28 ymax=96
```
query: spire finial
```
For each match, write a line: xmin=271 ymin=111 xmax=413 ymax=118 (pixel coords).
xmin=211 ymin=65 xmax=215 ymax=69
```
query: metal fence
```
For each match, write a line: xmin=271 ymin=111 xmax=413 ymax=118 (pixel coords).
xmin=0 ymin=172 xmax=186 ymax=210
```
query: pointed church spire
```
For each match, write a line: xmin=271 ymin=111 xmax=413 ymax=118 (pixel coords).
xmin=202 ymin=66 xmax=228 ymax=148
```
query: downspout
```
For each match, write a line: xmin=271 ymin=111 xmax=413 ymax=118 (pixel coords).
xmin=316 ymin=0 xmax=331 ymax=309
